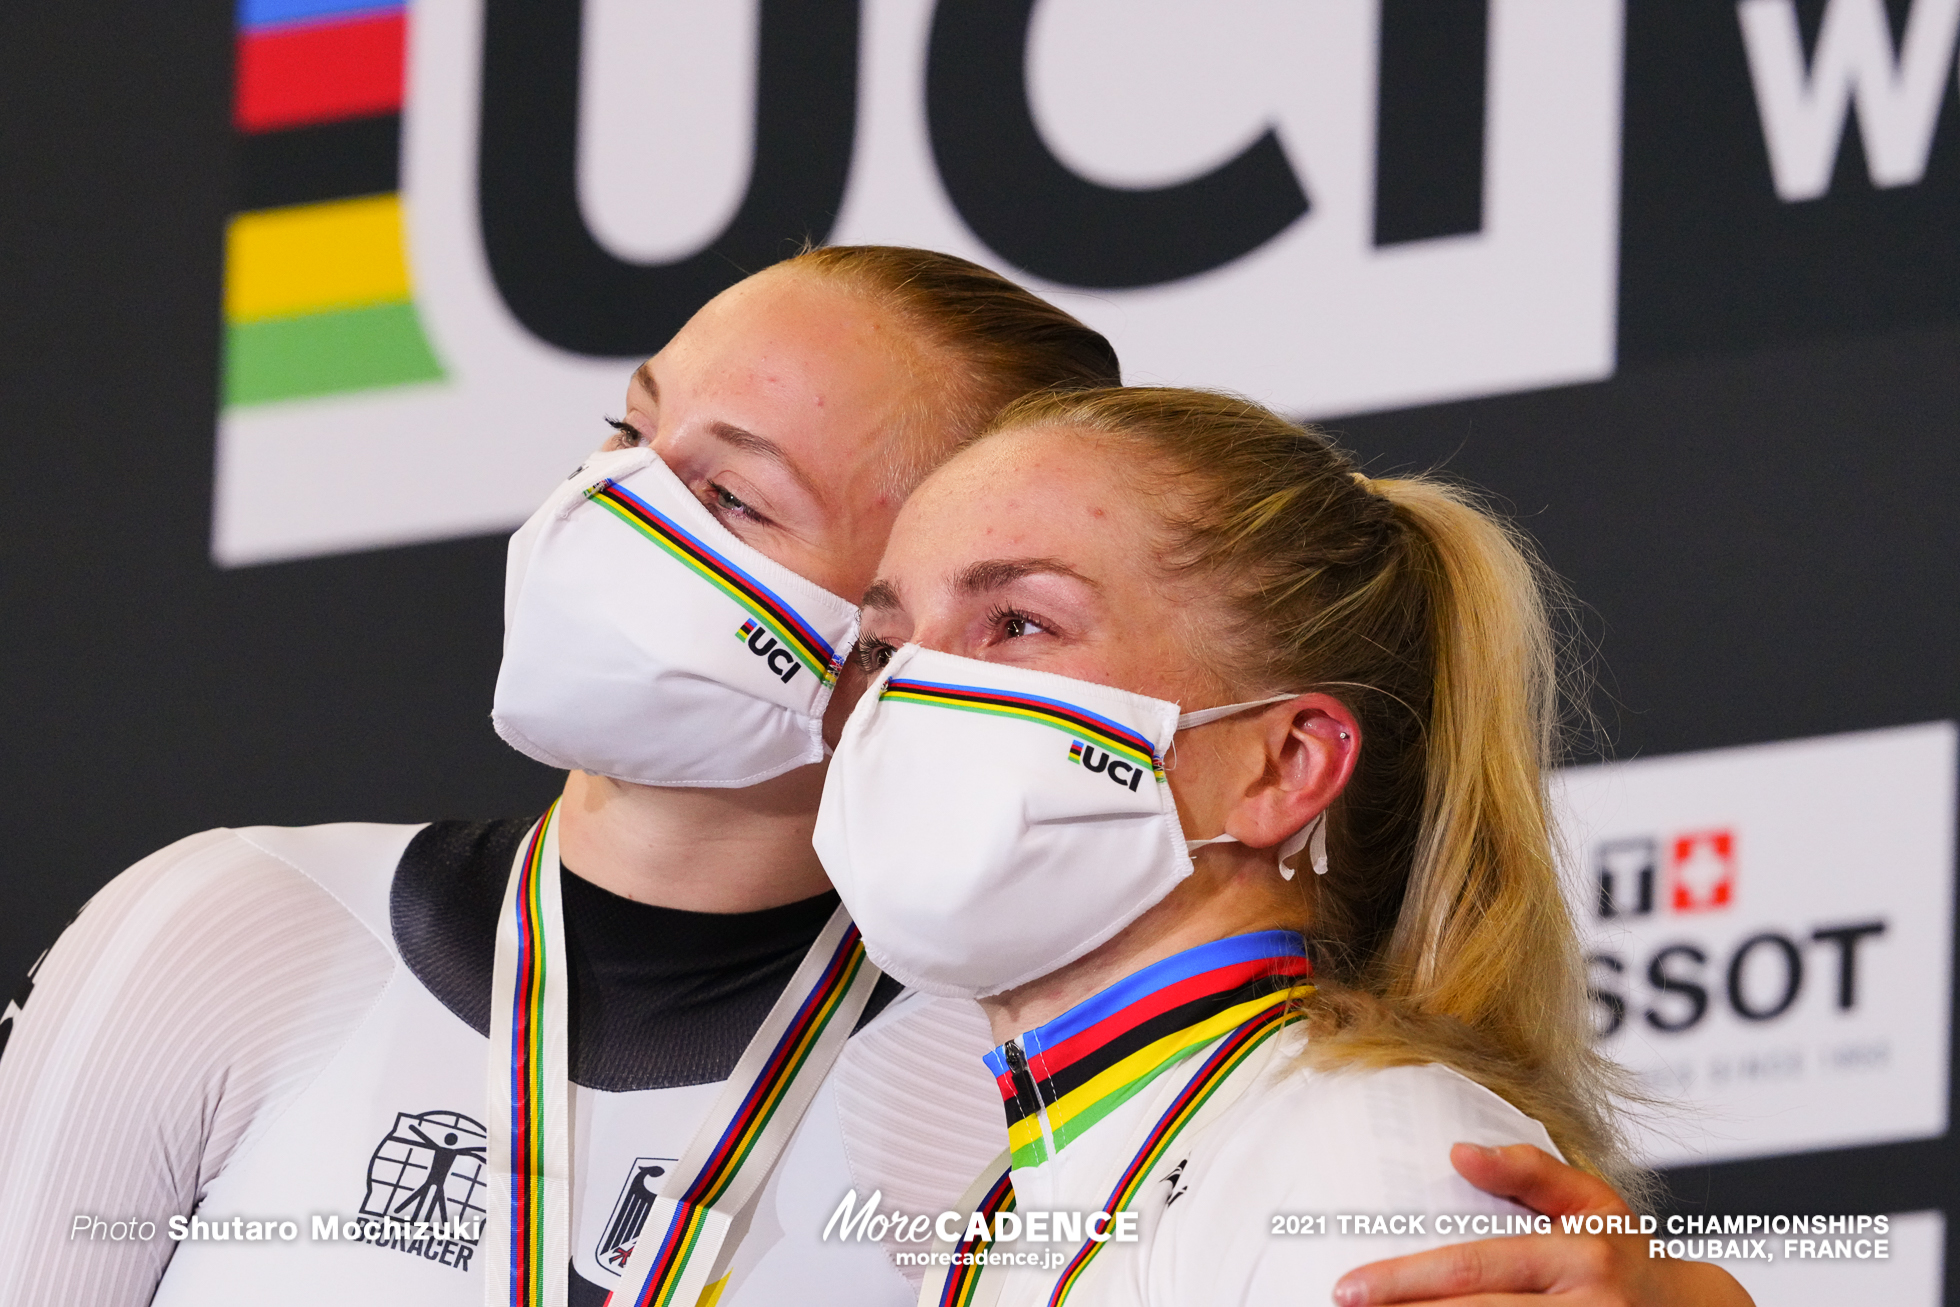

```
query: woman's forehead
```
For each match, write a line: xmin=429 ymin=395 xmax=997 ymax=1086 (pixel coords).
xmin=679 ymin=269 xmax=917 ymax=376
xmin=649 ymin=274 xmax=935 ymax=465
xmin=894 ymin=428 xmax=1161 ymax=573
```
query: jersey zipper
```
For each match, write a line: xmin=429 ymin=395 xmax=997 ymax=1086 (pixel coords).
xmin=1004 ymin=1037 xmax=1058 ymax=1158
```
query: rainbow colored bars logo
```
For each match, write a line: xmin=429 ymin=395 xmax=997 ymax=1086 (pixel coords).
xmin=223 ymin=0 xmax=445 ymax=407
xmin=581 ymin=478 xmax=840 ymax=685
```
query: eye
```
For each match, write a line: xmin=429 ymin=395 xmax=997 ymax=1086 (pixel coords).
xmin=855 ymin=636 xmax=896 ymax=673
xmin=988 ymin=606 xmax=1051 ymax=641
xmin=603 ymin=415 xmax=643 ymax=447
xmin=705 ymin=481 xmax=767 ymax=524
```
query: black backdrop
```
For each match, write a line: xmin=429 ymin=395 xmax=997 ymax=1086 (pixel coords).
xmin=3 ymin=1 xmax=1957 ymax=1297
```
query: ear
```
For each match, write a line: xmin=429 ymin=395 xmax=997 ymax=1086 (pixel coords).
xmin=1223 ymin=693 xmax=1360 ymax=854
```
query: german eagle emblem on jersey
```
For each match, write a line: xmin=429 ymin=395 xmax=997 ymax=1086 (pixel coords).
xmin=596 ymin=1157 xmax=672 ymax=1274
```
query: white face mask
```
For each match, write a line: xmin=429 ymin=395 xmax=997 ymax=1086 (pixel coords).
xmin=812 ymin=643 xmax=1317 ymax=998
xmin=492 ymin=447 xmax=861 ymax=788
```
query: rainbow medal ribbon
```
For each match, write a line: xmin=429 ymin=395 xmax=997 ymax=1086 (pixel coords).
xmin=611 ymin=906 xmax=881 ymax=1307
xmin=918 ymin=1155 xmax=1016 ymax=1307
xmin=1043 ymin=990 xmax=1308 ymax=1306
xmin=914 ymin=987 xmax=1310 ymax=1307
xmin=485 ymin=803 xmax=571 ymax=1307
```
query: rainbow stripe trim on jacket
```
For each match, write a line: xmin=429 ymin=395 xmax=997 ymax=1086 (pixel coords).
xmin=1043 ymin=998 xmax=1303 ymax=1306
xmin=983 ymin=932 xmax=1311 ymax=1169
xmin=880 ymin=679 xmax=1164 ymax=780
xmin=625 ymin=924 xmax=870 ymax=1306
xmin=587 ymin=479 xmax=840 ymax=684
xmin=503 ymin=802 xmax=557 ymax=1307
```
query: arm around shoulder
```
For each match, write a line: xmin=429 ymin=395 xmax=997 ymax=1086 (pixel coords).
xmin=1157 ymin=1061 xmax=1564 ymax=1306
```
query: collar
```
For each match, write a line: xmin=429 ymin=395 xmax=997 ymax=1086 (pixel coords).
xmin=982 ymin=931 xmax=1313 ymax=1168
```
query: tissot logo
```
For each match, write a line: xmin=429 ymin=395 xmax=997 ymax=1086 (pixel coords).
xmin=1561 ymin=724 xmax=1954 ymax=1168
xmin=1589 ymin=826 xmax=1887 ymax=1035
xmin=1596 ymin=828 xmax=1739 ymax=918
xmin=1670 ymin=830 xmax=1737 ymax=912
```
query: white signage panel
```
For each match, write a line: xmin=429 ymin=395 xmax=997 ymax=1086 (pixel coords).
xmin=214 ymin=0 xmax=1624 ymax=565
xmin=1560 ymin=721 xmax=1956 ymax=1168
xmin=1726 ymin=1209 xmax=1943 ymax=1307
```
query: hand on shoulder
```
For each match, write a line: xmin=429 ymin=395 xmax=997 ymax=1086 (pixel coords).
xmin=1331 ymin=1143 xmax=1756 ymax=1307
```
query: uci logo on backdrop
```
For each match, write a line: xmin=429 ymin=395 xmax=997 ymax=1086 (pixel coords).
xmin=210 ymin=0 xmax=1626 ymax=568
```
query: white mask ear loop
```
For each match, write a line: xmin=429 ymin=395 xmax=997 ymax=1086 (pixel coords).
xmin=1178 ymin=696 xmax=1344 ymax=877
xmin=1175 ymin=693 xmax=1302 ymax=730
xmin=1278 ymin=812 xmax=1330 ymax=880
xmin=1169 ymin=692 xmax=1303 ymax=775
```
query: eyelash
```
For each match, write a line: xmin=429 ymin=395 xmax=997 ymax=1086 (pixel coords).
xmin=855 ymin=636 xmax=895 ymax=674
xmin=705 ymin=482 xmax=768 ymax=525
xmin=855 ymin=606 xmax=1054 ymax=673
xmin=986 ymin=605 xmax=1051 ymax=641
xmin=605 ymin=415 xmax=768 ymax=525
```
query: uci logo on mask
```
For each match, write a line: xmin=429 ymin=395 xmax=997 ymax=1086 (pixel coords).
xmin=737 ymin=620 xmax=801 ymax=684
xmin=1068 ymin=739 xmax=1145 ymax=793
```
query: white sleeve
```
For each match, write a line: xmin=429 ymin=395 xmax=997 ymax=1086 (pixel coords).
xmin=0 ymin=829 xmax=393 ymax=1307
xmin=1160 ymin=1062 xmax=1560 ymax=1307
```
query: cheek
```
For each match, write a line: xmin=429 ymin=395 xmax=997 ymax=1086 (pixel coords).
xmin=822 ymin=658 xmax=872 ymax=748
xmin=816 ymin=496 xmax=911 ymax=603
xmin=1165 ymin=729 xmax=1257 ymax=828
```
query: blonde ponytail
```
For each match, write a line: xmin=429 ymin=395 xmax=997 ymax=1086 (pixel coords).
xmin=974 ymin=388 xmax=1642 ymax=1197
xmin=1319 ymin=479 xmax=1637 ymax=1194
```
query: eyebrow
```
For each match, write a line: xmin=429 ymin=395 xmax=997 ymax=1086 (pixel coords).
xmin=707 ymin=420 xmax=821 ymax=501
xmin=631 ymin=360 xmax=659 ymax=400
xmin=633 ymin=361 xmax=820 ymax=503
xmin=859 ymin=558 xmax=1096 ymax=617
xmin=952 ymin=557 xmax=1101 ymax=595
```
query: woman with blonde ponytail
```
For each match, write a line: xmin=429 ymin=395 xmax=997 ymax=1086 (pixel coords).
xmin=815 ymin=386 xmax=1748 ymax=1305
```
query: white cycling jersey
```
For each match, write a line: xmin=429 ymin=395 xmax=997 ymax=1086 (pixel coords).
xmin=0 ymin=821 xmax=1003 ymax=1307
xmin=926 ymin=932 xmax=1560 ymax=1306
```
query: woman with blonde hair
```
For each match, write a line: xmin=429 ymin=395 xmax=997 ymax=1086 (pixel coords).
xmin=818 ymin=386 xmax=1745 ymax=1303
xmin=0 ymin=245 xmax=1739 ymax=1306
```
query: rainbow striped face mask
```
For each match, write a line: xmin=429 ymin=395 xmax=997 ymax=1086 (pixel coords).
xmin=814 ymin=643 xmax=1305 ymax=998
xmin=492 ymin=447 xmax=861 ymax=788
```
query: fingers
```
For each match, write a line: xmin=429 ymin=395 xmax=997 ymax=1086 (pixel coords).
xmin=1330 ymin=1235 xmax=1759 ymax=1307
xmin=1332 ymin=1234 xmax=1589 ymax=1305
xmin=1448 ymin=1143 xmax=1632 ymax=1220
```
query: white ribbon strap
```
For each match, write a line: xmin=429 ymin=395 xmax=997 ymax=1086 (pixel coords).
xmin=485 ymin=805 xmax=571 ymax=1307
xmin=609 ymin=907 xmax=883 ymax=1307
